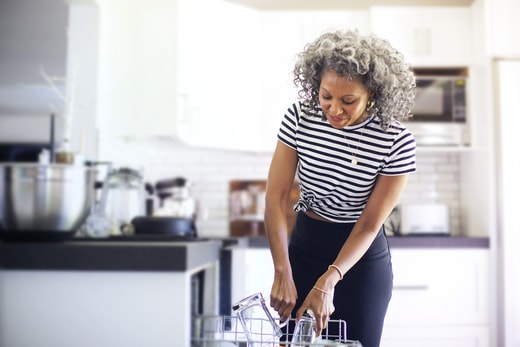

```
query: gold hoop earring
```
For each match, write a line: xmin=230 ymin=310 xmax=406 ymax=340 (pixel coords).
xmin=367 ymin=99 xmax=375 ymax=111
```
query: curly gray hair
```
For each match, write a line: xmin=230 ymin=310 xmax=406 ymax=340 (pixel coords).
xmin=293 ymin=29 xmax=416 ymax=130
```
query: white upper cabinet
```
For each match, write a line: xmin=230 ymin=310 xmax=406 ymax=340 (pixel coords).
xmin=97 ymin=0 xmax=266 ymax=150
xmin=370 ymin=6 xmax=473 ymax=67
xmin=96 ymin=0 xmax=180 ymax=138
xmin=253 ymin=9 xmax=371 ymax=152
xmin=486 ymin=0 xmax=520 ymax=57
xmin=176 ymin=0 xmax=267 ymax=151
xmin=180 ymin=7 xmax=371 ymax=152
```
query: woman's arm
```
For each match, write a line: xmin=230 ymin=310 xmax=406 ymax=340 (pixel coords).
xmin=297 ymin=174 xmax=410 ymax=331
xmin=264 ymin=140 xmax=299 ymax=321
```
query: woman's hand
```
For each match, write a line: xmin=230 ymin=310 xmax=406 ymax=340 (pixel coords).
xmin=295 ymin=285 xmax=335 ymax=336
xmin=269 ymin=271 xmax=298 ymax=322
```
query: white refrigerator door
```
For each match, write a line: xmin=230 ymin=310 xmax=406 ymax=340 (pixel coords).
xmin=495 ymin=59 xmax=520 ymax=347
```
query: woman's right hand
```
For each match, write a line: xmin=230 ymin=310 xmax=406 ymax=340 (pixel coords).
xmin=269 ymin=271 xmax=298 ymax=322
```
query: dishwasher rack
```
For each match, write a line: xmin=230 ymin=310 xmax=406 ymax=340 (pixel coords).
xmin=191 ymin=315 xmax=362 ymax=346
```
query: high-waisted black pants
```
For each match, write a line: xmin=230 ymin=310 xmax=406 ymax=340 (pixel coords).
xmin=288 ymin=211 xmax=393 ymax=347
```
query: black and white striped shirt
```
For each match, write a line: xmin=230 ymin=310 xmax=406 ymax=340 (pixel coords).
xmin=278 ymin=101 xmax=417 ymax=223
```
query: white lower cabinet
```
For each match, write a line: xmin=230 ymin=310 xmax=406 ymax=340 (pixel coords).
xmin=231 ymin=248 xmax=274 ymax=306
xmin=381 ymin=248 xmax=490 ymax=347
xmin=233 ymin=247 xmax=490 ymax=346
xmin=381 ymin=326 xmax=489 ymax=347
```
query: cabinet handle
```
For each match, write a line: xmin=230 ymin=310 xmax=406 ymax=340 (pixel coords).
xmin=178 ymin=93 xmax=189 ymax=123
xmin=393 ymin=285 xmax=429 ymax=291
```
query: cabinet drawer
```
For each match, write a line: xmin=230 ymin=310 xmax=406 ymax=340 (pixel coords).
xmin=386 ymin=248 xmax=489 ymax=325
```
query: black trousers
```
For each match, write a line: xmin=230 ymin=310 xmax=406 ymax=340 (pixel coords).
xmin=288 ymin=211 xmax=393 ymax=347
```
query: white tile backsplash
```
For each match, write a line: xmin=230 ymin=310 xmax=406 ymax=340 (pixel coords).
xmin=100 ymin=139 xmax=462 ymax=237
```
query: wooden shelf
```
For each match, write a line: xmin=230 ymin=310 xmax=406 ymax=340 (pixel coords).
xmin=229 ymin=179 xmax=299 ymax=237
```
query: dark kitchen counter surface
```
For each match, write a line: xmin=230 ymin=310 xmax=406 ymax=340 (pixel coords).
xmin=246 ymin=235 xmax=490 ymax=249
xmin=0 ymin=237 xmax=222 ymax=272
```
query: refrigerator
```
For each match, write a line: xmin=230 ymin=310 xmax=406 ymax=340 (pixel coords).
xmin=494 ymin=59 xmax=520 ymax=347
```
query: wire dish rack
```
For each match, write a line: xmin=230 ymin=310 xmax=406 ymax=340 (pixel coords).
xmin=191 ymin=315 xmax=362 ymax=347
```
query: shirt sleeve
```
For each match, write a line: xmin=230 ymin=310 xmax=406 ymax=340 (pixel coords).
xmin=277 ymin=102 xmax=301 ymax=150
xmin=380 ymin=127 xmax=417 ymax=176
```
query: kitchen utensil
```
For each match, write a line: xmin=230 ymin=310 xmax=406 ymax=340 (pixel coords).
xmin=49 ymin=113 xmax=55 ymax=162
xmin=131 ymin=216 xmax=197 ymax=237
xmin=291 ymin=312 xmax=316 ymax=346
xmin=0 ymin=163 xmax=96 ymax=240
xmin=84 ymin=162 xmax=113 ymax=238
xmin=232 ymin=292 xmax=287 ymax=347
xmin=144 ymin=182 xmax=155 ymax=216
xmin=103 ymin=166 xmax=145 ymax=235
xmin=154 ymin=176 xmax=197 ymax=218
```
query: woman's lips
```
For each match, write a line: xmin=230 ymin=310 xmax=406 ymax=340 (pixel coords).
xmin=328 ymin=115 xmax=345 ymax=123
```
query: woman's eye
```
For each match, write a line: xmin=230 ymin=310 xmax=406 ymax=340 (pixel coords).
xmin=343 ymin=100 xmax=355 ymax=105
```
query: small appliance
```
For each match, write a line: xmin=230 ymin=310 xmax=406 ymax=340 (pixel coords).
xmin=398 ymin=203 xmax=450 ymax=236
xmin=405 ymin=67 xmax=470 ymax=146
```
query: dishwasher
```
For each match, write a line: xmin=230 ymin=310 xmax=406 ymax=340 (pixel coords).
xmin=191 ymin=314 xmax=362 ymax=346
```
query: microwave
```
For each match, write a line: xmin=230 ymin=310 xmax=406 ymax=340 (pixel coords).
xmin=405 ymin=72 xmax=470 ymax=146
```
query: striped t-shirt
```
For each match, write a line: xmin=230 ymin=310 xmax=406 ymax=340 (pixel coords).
xmin=278 ymin=101 xmax=417 ymax=223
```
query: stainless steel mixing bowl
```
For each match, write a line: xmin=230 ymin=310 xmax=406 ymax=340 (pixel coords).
xmin=0 ymin=163 xmax=97 ymax=237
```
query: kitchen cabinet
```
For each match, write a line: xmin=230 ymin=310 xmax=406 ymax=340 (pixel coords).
xmin=370 ymin=6 xmax=473 ymax=67
xmin=382 ymin=248 xmax=490 ymax=347
xmin=97 ymin=0 xmax=263 ymax=149
xmin=96 ymin=0 xmax=180 ymax=138
xmin=486 ymin=0 xmax=520 ymax=57
xmin=231 ymin=247 xmax=275 ymax=316
xmin=178 ymin=7 xmax=372 ymax=152
xmin=176 ymin=0 xmax=264 ymax=151
xmin=254 ymin=9 xmax=371 ymax=152
xmin=179 ymin=7 xmax=372 ymax=152
xmin=232 ymin=241 xmax=490 ymax=346
xmin=0 ymin=240 xmax=222 ymax=347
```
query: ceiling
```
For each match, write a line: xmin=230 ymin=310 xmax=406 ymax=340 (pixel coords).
xmin=224 ymin=0 xmax=474 ymax=10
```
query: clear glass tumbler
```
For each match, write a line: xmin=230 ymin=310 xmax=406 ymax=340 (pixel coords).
xmin=291 ymin=313 xmax=316 ymax=346
xmin=232 ymin=292 xmax=286 ymax=347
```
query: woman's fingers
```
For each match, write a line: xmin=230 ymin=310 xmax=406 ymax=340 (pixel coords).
xmin=270 ymin=279 xmax=297 ymax=321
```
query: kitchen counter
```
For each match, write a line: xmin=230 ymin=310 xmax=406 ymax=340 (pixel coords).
xmin=0 ymin=238 xmax=222 ymax=347
xmin=246 ymin=235 xmax=490 ymax=249
xmin=0 ymin=237 xmax=222 ymax=271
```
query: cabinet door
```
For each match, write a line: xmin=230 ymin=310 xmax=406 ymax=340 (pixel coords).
xmin=488 ymin=0 xmax=520 ymax=57
xmin=381 ymin=326 xmax=490 ymax=347
xmin=232 ymin=248 xmax=276 ymax=314
xmin=97 ymin=0 xmax=179 ymax=138
xmin=176 ymin=0 xmax=263 ymax=151
xmin=370 ymin=7 xmax=473 ymax=67
xmin=385 ymin=249 xmax=489 ymax=326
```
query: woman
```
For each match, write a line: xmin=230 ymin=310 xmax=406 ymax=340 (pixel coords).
xmin=264 ymin=29 xmax=416 ymax=347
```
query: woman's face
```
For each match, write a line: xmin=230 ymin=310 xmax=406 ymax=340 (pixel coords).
xmin=318 ymin=70 xmax=372 ymax=129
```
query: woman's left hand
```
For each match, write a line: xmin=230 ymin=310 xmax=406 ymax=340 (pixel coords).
xmin=295 ymin=286 xmax=335 ymax=336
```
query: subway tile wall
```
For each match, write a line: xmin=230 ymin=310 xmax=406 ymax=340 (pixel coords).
xmin=101 ymin=139 xmax=461 ymax=237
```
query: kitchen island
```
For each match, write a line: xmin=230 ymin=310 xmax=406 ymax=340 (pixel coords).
xmin=0 ymin=238 xmax=222 ymax=347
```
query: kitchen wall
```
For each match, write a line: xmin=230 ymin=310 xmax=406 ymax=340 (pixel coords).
xmin=101 ymin=138 xmax=462 ymax=238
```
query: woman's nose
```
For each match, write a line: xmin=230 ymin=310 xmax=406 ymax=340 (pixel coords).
xmin=330 ymin=101 xmax=343 ymax=115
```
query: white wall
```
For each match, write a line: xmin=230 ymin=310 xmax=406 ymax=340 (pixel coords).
xmin=100 ymin=138 xmax=463 ymax=238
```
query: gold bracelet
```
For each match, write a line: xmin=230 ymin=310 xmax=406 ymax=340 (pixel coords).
xmin=328 ymin=264 xmax=344 ymax=280
xmin=312 ymin=285 xmax=331 ymax=295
